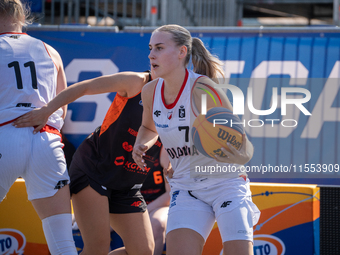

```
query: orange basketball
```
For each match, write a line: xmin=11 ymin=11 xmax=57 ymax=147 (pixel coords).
xmin=191 ymin=107 xmax=244 ymax=158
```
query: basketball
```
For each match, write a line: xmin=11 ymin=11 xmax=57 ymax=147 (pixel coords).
xmin=191 ymin=107 xmax=244 ymax=158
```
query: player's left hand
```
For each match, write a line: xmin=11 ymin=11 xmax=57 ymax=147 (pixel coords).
xmin=214 ymin=134 xmax=251 ymax=165
xmin=12 ymin=106 xmax=50 ymax=134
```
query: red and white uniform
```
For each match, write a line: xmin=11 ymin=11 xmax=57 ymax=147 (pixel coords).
xmin=152 ymin=69 xmax=260 ymax=242
xmin=152 ymin=69 xmax=242 ymax=190
xmin=0 ymin=33 xmax=63 ymax=129
xmin=0 ymin=33 xmax=68 ymax=201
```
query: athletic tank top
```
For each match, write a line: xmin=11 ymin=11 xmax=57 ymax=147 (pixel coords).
xmin=0 ymin=33 xmax=63 ymax=130
xmin=153 ymin=69 xmax=244 ymax=190
xmin=71 ymin=90 xmax=163 ymax=191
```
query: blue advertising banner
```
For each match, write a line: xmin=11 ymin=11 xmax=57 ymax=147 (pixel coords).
xmin=27 ymin=28 xmax=340 ymax=185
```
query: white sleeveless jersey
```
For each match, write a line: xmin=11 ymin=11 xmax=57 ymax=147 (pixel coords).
xmin=0 ymin=33 xmax=63 ymax=130
xmin=153 ymin=69 xmax=244 ymax=190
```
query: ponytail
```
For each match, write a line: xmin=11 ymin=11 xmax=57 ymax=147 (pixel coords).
xmin=191 ymin=37 xmax=224 ymax=80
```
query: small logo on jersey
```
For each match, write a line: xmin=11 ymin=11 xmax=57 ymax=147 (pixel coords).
xmin=101 ymin=185 xmax=107 ymax=190
xmin=139 ymin=100 xmax=143 ymax=106
xmin=179 ymin=105 xmax=185 ymax=119
xmin=122 ymin=141 xmax=133 ymax=152
xmin=167 ymin=110 xmax=173 ymax=120
xmin=131 ymin=201 xmax=142 ymax=207
xmin=221 ymin=201 xmax=232 ymax=208
xmin=16 ymin=103 xmax=32 ymax=107
xmin=154 ymin=110 xmax=161 ymax=117
xmin=114 ymin=156 xmax=125 ymax=166
xmin=54 ymin=180 xmax=68 ymax=189
xmin=154 ymin=121 xmax=169 ymax=128
xmin=10 ymin=35 xmax=20 ymax=39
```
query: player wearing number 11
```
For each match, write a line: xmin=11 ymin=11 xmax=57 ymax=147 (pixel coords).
xmin=0 ymin=0 xmax=77 ymax=254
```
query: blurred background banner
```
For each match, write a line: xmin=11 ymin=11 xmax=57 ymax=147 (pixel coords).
xmin=27 ymin=27 xmax=340 ymax=185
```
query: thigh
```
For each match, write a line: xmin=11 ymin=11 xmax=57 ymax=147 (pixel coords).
xmin=110 ymin=211 xmax=154 ymax=255
xmin=149 ymin=206 xmax=169 ymax=233
xmin=25 ymin=132 xmax=70 ymax=201
xmin=216 ymin=201 xmax=254 ymax=243
xmin=167 ymin=190 xmax=215 ymax=241
xmin=31 ymin=184 xmax=72 ymax=219
xmin=223 ymin=240 xmax=253 ymax=255
xmin=166 ymin=228 xmax=205 ymax=255
xmin=0 ymin=125 xmax=29 ymax=193
xmin=72 ymin=185 xmax=111 ymax=255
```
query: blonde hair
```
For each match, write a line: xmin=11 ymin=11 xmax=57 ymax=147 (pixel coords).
xmin=0 ymin=0 xmax=32 ymax=27
xmin=153 ymin=24 xmax=224 ymax=79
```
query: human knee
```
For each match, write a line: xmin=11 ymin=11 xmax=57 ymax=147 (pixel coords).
xmin=42 ymin=213 xmax=77 ymax=255
xmin=151 ymin=218 xmax=166 ymax=239
xmin=82 ymin=245 xmax=110 ymax=255
xmin=129 ymin=238 xmax=154 ymax=255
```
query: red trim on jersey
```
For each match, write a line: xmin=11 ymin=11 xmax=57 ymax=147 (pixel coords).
xmin=43 ymin=42 xmax=59 ymax=71
xmin=0 ymin=32 xmax=27 ymax=36
xmin=40 ymin=125 xmax=62 ymax=138
xmin=161 ymin=69 xmax=188 ymax=110
xmin=0 ymin=118 xmax=61 ymax=139
xmin=0 ymin=118 xmax=19 ymax=127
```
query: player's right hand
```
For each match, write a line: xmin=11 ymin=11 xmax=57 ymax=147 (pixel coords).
xmin=132 ymin=144 xmax=149 ymax=171
xmin=12 ymin=107 xmax=49 ymax=134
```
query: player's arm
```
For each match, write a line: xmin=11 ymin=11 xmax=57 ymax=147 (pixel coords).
xmin=194 ymin=77 xmax=254 ymax=165
xmin=132 ymin=80 xmax=159 ymax=171
xmin=13 ymin=70 xmax=148 ymax=132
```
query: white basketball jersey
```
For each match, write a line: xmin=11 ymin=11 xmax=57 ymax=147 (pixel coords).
xmin=0 ymin=33 xmax=63 ymax=130
xmin=153 ymin=69 xmax=243 ymax=190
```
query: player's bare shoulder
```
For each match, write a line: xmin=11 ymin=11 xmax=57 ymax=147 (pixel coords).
xmin=142 ymin=79 xmax=158 ymax=99
xmin=141 ymin=78 xmax=159 ymax=108
xmin=118 ymin=71 xmax=152 ymax=97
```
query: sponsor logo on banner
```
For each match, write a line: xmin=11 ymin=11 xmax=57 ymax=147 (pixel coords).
xmin=0 ymin=229 xmax=26 ymax=255
xmin=253 ymin=234 xmax=285 ymax=255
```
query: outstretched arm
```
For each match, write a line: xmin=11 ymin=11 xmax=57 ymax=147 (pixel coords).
xmin=13 ymin=71 xmax=148 ymax=133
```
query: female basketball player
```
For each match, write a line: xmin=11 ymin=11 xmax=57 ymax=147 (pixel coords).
xmin=0 ymin=0 xmax=77 ymax=254
xmin=13 ymin=70 xmax=170 ymax=255
xmin=132 ymin=24 xmax=260 ymax=255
